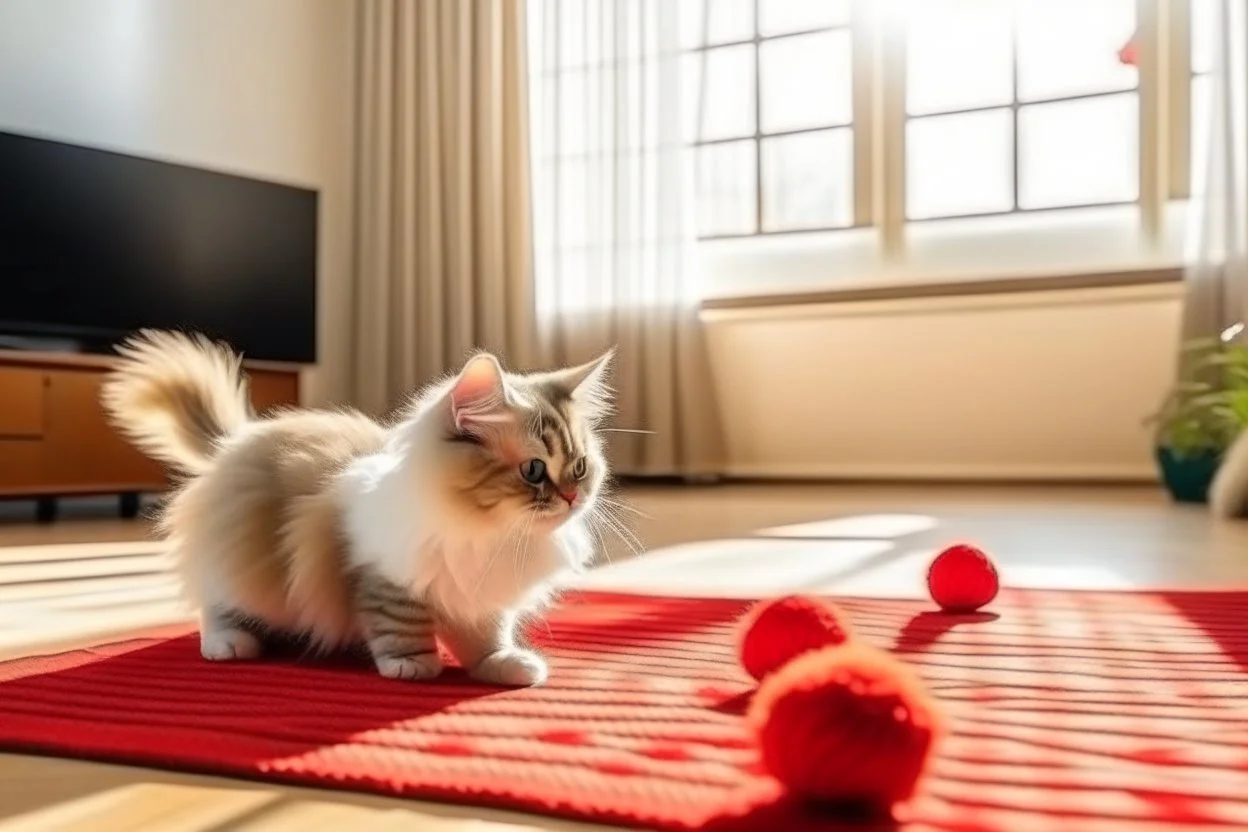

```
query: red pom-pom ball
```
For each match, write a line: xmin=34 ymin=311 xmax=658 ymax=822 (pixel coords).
xmin=738 ymin=595 xmax=853 ymax=681
xmin=748 ymin=643 xmax=942 ymax=810
xmin=927 ymin=544 xmax=999 ymax=613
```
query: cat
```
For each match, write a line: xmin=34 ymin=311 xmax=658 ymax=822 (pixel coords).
xmin=101 ymin=329 xmax=615 ymax=686
xmin=1209 ymin=430 xmax=1248 ymax=519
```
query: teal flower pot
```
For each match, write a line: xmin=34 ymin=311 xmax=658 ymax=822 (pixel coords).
xmin=1155 ymin=447 xmax=1221 ymax=503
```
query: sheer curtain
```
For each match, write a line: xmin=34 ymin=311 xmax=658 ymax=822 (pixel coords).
xmin=526 ymin=0 xmax=725 ymax=477
xmin=1183 ymin=0 xmax=1248 ymax=345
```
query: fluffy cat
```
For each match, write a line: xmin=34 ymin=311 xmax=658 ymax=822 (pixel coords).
xmin=1209 ymin=430 xmax=1248 ymax=519
xmin=102 ymin=329 xmax=615 ymax=686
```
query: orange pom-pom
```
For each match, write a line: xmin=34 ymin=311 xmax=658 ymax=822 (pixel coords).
xmin=927 ymin=544 xmax=999 ymax=613
xmin=748 ymin=643 xmax=943 ymax=811
xmin=738 ymin=595 xmax=853 ymax=681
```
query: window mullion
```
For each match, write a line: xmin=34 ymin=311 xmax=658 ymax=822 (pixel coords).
xmin=1138 ymin=0 xmax=1169 ymax=243
xmin=850 ymin=0 xmax=875 ymax=228
xmin=1168 ymin=0 xmax=1194 ymax=200
xmin=865 ymin=0 xmax=907 ymax=258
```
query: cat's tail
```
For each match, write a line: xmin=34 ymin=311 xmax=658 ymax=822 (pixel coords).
xmin=1209 ymin=430 xmax=1248 ymax=519
xmin=101 ymin=330 xmax=251 ymax=476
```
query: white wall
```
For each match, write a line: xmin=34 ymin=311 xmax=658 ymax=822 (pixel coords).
xmin=702 ymin=283 xmax=1183 ymax=481
xmin=0 ymin=0 xmax=356 ymax=404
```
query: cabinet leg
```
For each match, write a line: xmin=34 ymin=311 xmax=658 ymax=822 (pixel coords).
xmin=35 ymin=497 xmax=57 ymax=524
xmin=119 ymin=492 xmax=141 ymax=519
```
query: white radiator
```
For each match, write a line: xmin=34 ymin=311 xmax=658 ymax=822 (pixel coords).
xmin=700 ymin=282 xmax=1182 ymax=481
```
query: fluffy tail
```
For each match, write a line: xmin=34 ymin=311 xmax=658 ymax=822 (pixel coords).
xmin=101 ymin=330 xmax=251 ymax=475
xmin=1209 ymin=430 xmax=1248 ymax=519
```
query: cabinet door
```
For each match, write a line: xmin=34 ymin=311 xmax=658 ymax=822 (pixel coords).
xmin=248 ymin=370 xmax=300 ymax=414
xmin=42 ymin=369 xmax=168 ymax=492
xmin=0 ymin=439 xmax=45 ymax=494
xmin=0 ymin=367 xmax=45 ymax=438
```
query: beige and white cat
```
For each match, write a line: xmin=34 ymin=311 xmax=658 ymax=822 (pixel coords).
xmin=102 ymin=330 xmax=615 ymax=686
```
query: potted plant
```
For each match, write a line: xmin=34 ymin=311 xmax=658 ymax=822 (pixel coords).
xmin=1146 ymin=327 xmax=1248 ymax=503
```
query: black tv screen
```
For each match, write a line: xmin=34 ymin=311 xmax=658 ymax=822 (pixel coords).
xmin=0 ymin=130 xmax=318 ymax=363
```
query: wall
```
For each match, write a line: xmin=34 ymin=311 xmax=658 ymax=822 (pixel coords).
xmin=0 ymin=0 xmax=356 ymax=405
xmin=701 ymin=282 xmax=1183 ymax=480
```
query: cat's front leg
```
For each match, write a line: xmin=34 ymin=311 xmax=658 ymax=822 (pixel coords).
xmin=353 ymin=569 xmax=443 ymax=681
xmin=442 ymin=610 xmax=548 ymax=687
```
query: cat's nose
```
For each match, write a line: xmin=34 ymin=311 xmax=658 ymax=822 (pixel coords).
xmin=558 ymin=488 xmax=578 ymax=506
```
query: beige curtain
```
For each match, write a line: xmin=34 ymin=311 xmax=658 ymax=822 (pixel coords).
xmin=352 ymin=0 xmax=725 ymax=477
xmin=353 ymin=0 xmax=536 ymax=416
xmin=526 ymin=0 xmax=727 ymax=477
xmin=1182 ymin=0 xmax=1248 ymax=346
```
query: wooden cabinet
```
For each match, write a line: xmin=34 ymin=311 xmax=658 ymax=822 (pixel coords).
xmin=0 ymin=350 xmax=301 ymax=501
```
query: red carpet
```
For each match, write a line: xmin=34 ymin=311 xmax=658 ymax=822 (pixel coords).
xmin=1 ymin=589 xmax=1247 ymax=830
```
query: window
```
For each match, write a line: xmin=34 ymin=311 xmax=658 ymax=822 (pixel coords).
xmin=689 ymin=0 xmax=1204 ymax=259
xmin=905 ymin=0 xmax=1138 ymax=220
xmin=683 ymin=0 xmax=857 ymax=238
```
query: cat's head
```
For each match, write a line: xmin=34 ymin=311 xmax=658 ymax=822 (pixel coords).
xmin=435 ymin=350 xmax=614 ymax=528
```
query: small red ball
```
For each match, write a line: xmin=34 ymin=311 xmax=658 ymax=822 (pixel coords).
xmin=927 ymin=544 xmax=999 ymax=613
xmin=748 ymin=643 xmax=942 ymax=810
xmin=738 ymin=595 xmax=853 ymax=681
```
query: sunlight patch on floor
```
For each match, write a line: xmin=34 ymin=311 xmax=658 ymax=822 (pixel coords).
xmin=754 ymin=513 xmax=939 ymax=540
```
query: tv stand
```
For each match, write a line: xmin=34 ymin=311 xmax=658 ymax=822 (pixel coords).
xmin=0 ymin=349 xmax=300 ymax=518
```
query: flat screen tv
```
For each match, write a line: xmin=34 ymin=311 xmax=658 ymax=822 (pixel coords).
xmin=0 ymin=130 xmax=318 ymax=363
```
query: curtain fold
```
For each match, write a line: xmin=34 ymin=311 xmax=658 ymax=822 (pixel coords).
xmin=353 ymin=0 xmax=535 ymax=416
xmin=526 ymin=0 xmax=726 ymax=477
xmin=352 ymin=0 xmax=725 ymax=477
xmin=1183 ymin=0 xmax=1248 ymax=347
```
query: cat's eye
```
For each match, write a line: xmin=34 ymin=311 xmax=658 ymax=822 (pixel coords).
xmin=519 ymin=458 xmax=546 ymax=484
xmin=572 ymin=457 xmax=587 ymax=480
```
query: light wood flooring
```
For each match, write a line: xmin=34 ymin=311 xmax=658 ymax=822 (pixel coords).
xmin=0 ymin=483 xmax=1245 ymax=831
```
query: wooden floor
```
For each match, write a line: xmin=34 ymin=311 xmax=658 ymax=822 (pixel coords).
xmin=1 ymin=483 xmax=1246 ymax=831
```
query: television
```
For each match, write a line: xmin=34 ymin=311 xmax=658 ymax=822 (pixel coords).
xmin=0 ymin=130 xmax=318 ymax=363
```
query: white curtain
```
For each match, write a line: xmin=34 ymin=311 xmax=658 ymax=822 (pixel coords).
xmin=1184 ymin=0 xmax=1248 ymax=344
xmin=526 ymin=0 xmax=725 ymax=477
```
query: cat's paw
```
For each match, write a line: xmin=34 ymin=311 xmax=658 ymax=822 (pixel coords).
xmin=200 ymin=627 xmax=263 ymax=661
xmin=375 ymin=652 xmax=444 ymax=681
xmin=471 ymin=648 xmax=549 ymax=686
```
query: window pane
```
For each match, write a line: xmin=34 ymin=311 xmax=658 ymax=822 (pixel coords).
xmin=906 ymin=0 xmax=1012 ymax=115
xmin=760 ymin=30 xmax=852 ymax=132
xmin=686 ymin=45 xmax=756 ymax=141
xmin=759 ymin=0 xmax=851 ymax=36
xmin=1016 ymin=0 xmax=1136 ymax=101
xmin=908 ymin=109 xmax=1014 ymax=219
xmin=697 ymin=140 xmax=758 ymax=237
xmin=762 ymin=129 xmax=854 ymax=231
xmin=680 ymin=0 xmax=755 ymax=49
xmin=1018 ymin=93 xmax=1138 ymax=209
xmin=1192 ymin=0 xmax=1217 ymax=75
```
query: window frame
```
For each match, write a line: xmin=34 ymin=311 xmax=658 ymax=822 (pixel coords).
xmin=688 ymin=4 xmax=861 ymax=239
xmin=688 ymin=0 xmax=1200 ymax=255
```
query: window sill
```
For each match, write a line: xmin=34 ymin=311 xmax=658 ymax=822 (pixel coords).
xmin=699 ymin=265 xmax=1181 ymax=311
xmin=695 ymin=202 xmax=1190 ymax=305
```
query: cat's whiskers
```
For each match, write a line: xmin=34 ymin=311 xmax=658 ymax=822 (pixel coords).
xmin=599 ymin=495 xmax=648 ymax=519
xmin=589 ymin=503 xmax=644 ymax=560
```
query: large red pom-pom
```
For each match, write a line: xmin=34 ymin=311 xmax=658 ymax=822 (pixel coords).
xmin=748 ymin=643 xmax=942 ymax=810
xmin=927 ymin=544 xmax=999 ymax=613
xmin=738 ymin=595 xmax=853 ymax=681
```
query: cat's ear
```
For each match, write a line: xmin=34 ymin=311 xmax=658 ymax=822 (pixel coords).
xmin=555 ymin=349 xmax=615 ymax=410
xmin=450 ymin=353 xmax=512 ymax=432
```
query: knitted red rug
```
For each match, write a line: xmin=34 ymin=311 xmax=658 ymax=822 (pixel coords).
xmin=1 ymin=589 xmax=1247 ymax=831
